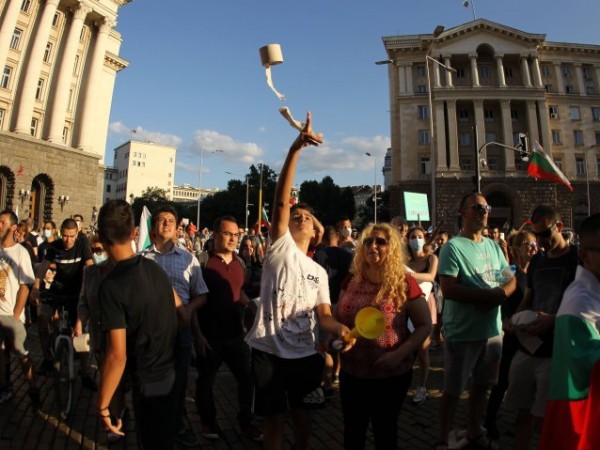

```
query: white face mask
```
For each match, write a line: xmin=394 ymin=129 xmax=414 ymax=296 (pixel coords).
xmin=409 ymin=237 xmax=425 ymax=252
xmin=43 ymin=229 xmax=52 ymax=239
xmin=341 ymin=227 xmax=352 ymax=238
xmin=92 ymin=252 xmax=108 ymax=265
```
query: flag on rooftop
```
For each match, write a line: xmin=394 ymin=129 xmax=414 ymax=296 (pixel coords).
xmin=527 ymin=142 xmax=574 ymax=191
xmin=136 ymin=205 xmax=152 ymax=253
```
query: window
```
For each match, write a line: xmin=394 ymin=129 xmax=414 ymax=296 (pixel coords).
xmin=43 ymin=42 xmax=52 ymax=63
xmin=0 ymin=109 xmax=5 ymax=130
xmin=592 ymin=107 xmax=600 ymax=121
xmin=552 ymin=130 xmax=562 ymax=144
xmin=545 ymin=84 xmax=554 ymax=93
xmin=68 ymin=89 xmax=73 ymax=110
xmin=458 ymin=109 xmax=470 ymax=122
xmin=418 ymin=105 xmax=429 ymax=120
xmin=459 ymin=132 xmax=472 ymax=147
xmin=504 ymin=67 xmax=514 ymax=78
xmin=73 ymin=55 xmax=79 ymax=74
xmin=80 ymin=27 xmax=86 ymax=41
xmin=52 ymin=12 xmax=60 ymax=27
xmin=460 ymin=157 xmax=472 ymax=171
xmin=487 ymin=156 xmax=499 ymax=170
xmin=169 ymin=157 xmax=173 ymax=163
xmin=586 ymin=85 xmax=595 ymax=96
xmin=563 ymin=67 xmax=572 ymax=78
xmin=511 ymin=109 xmax=519 ymax=122
xmin=541 ymin=65 xmax=552 ymax=77
xmin=168 ymin=173 xmax=172 ymax=178
xmin=565 ymin=84 xmax=575 ymax=94
xmin=20 ymin=0 xmax=31 ymax=13
xmin=10 ymin=28 xmax=23 ymax=50
xmin=35 ymin=78 xmax=44 ymax=100
xmin=455 ymin=68 xmax=466 ymax=78
xmin=416 ymin=65 xmax=426 ymax=77
xmin=62 ymin=127 xmax=68 ymax=143
xmin=416 ymin=85 xmax=428 ymax=93
xmin=570 ymin=106 xmax=581 ymax=120
xmin=418 ymin=130 xmax=430 ymax=145
xmin=30 ymin=118 xmax=38 ymax=137
xmin=1 ymin=66 xmax=12 ymax=89
xmin=419 ymin=157 xmax=431 ymax=175
xmin=554 ymin=158 xmax=563 ymax=170
xmin=583 ymin=67 xmax=593 ymax=80
xmin=106 ymin=185 xmax=111 ymax=193
xmin=549 ymin=105 xmax=559 ymax=119
xmin=484 ymin=109 xmax=494 ymax=122
xmin=596 ymin=132 xmax=600 ymax=146
xmin=479 ymin=66 xmax=490 ymax=78
xmin=575 ymin=157 xmax=585 ymax=176
xmin=485 ymin=132 xmax=497 ymax=144
xmin=574 ymin=130 xmax=584 ymax=146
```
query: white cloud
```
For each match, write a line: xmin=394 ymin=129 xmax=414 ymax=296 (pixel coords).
xmin=258 ymin=126 xmax=267 ymax=133
xmin=191 ymin=130 xmax=264 ymax=164
xmin=108 ymin=121 xmax=183 ymax=148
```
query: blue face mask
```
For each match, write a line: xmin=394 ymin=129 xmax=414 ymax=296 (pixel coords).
xmin=409 ymin=237 xmax=425 ymax=252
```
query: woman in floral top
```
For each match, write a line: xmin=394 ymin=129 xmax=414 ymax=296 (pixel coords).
xmin=337 ymin=223 xmax=432 ymax=449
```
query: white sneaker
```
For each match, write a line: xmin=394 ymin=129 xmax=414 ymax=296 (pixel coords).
xmin=412 ymin=386 xmax=428 ymax=404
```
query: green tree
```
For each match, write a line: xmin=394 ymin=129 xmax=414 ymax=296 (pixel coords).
xmin=140 ymin=186 xmax=168 ymax=202
xmin=298 ymin=176 xmax=356 ymax=226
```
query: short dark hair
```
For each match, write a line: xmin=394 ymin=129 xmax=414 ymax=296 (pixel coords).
xmin=323 ymin=225 xmax=338 ymax=243
xmin=98 ymin=200 xmax=134 ymax=246
xmin=212 ymin=215 xmax=237 ymax=233
xmin=531 ymin=204 xmax=560 ymax=225
xmin=459 ymin=192 xmax=484 ymax=211
xmin=61 ymin=218 xmax=78 ymax=232
xmin=44 ymin=220 xmax=56 ymax=230
xmin=72 ymin=214 xmax=84 ymax=222
xmin=0 ymin=209 xmax=18 ymax=226
xmin=151 ymin=205 xmax=178 ymax=229
xmin=580 ymin=213 xmax=600 ymax=249
xmin=290 ymin=202 xmax=314 ymax=216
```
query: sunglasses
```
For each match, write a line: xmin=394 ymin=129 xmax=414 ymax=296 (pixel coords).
xmin=91 ymin=247 xmax=104 ymax=254
xmin=469 ymin=203 xmax=492 ymax=213
xmin=534 ymin=224 xmax=556 ymax=239
xmin=363 ymin=237 xmax=388 ymax=247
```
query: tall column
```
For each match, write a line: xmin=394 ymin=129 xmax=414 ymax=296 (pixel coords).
xmin=434 ymin=100 xmax=447 ymax=170
xmin=405 ymin=64 xmax=413 ymax=94
xmin=496 ymin=54 xmax=506 ymax=87
xmin=13 ymin=0 xmax=61 ymax=134
xmin=470 ymin=54 xmax=480 ymax=87
xmin=447 ymin=100 xmax=460 ymax=170
xmin=532 ymin=55 xmax=543 ymax=88
xmin=0 ymin=0 xmax=23 ymax=71
xmin=474 ymin=99 xmax=486 ymax=153
xmin=47 ymin=2 xmax=91 ymax=143
xmin=500 ymin=100 xmax=515 ymax=170
xmin=433 ymin=60 xmax=441 ymax=88
xmin=554 ymin=63 xmax=565 ymax=94
xmin=397 ymin=64 xmax=406 ymax=94
xmin=537 ymin=100 xmax=552 ymax=151
xmin=443 ymin=56 xmax=454 ymax=87
xmin=525 ymin=101 xmax=540 ymax=148
xmin=520 ymin=54 xmax=532 ymax=87
xmin=596 ymin=65 xmax=600 ymax=91
xmin=76 ymin=18 xmax=113 ymax=151
xmin=574 ymin=63 xmax=586 ymax=96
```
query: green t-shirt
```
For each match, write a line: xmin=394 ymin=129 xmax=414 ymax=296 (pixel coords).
xmin=439 ymin=236 xmax=509 ymax=341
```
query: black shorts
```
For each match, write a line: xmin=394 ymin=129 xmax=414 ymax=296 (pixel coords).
xmin=251 ymin=349 xmax=325 ymax=416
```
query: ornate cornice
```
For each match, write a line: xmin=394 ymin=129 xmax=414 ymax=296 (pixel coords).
xmin=104 ymin=51 xmax=128 ymax=71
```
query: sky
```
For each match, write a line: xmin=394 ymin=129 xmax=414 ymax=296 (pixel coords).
xmin=106 ymin=0 xmax=600 ymax=192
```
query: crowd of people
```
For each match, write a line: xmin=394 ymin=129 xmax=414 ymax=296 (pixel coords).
xmin=0 ymin=113 xmax=599 ymax=450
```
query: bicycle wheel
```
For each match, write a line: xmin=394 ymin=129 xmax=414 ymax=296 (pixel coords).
xmin=53 ymin=337 xmax=73 ymax=419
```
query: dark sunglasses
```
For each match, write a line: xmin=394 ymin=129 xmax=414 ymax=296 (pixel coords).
xmin=469 ymin=203 xmax=492 ymax=213
xmin=534 ymin=224 xmax=556 ymax=239
xmin=363 ymin=237 xmax=388 ymax=247
xmin=91 ymin=247 xmax=104 ymax=254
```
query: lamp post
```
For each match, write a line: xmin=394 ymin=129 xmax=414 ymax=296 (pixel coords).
xmin=225 ymin=171 xmax=250 ymax=230
xmin=365 ymin=152 xmax=377 ymax=223
xmin=197 ymin=147 xmax=224 ymax=227
xmin=257 ymin=163 xmax=264 ymax=231
xmin=474 ymin=138 xmax=530 ymax=192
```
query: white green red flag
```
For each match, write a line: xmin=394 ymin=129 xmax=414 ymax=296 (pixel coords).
xmin=260 ymin=207 xmax=271 ymax=230
xmin=539 ymin=266 xmax=600 ymax=450
xmin=527 ymin=142 xmax=573 ymax=191
xmin=136 ymin=206 xmax=152 ymax=253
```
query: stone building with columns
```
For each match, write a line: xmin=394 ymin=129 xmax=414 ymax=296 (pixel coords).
xmin=0 ymin=0 xmax=129 ymax=225
xmin=382 ymin=19 xmax=600 ymax=232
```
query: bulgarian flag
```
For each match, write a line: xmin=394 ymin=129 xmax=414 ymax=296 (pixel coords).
xmin=527 ymin=142 xmax=574 ymax=191
xmin=136 ymin=205 xmax=152 ymax=253
xmin=539 ymin=266 xmax=600 ymax=450
xmin=260 ymin=206 xmax=271 ymax=230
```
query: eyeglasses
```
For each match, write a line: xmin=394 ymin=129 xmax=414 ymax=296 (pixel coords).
xmin=534 ymin=224 xmax=556 ymax=239
xmin=91 ymin=247 xmax=104 ymax=254
xmin=220 ymin=231 xmax=241 ymax=239
xmin=363 ymin=237 xmax=388 ymax=247
xmin=469 ymin=204 xmax=492 ymax=213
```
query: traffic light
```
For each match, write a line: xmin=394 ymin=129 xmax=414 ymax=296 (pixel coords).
xmin=518 ymin=133 xmax=529 ymax=161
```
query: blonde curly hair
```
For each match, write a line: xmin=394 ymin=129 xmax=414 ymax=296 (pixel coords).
xmin=351 ymin=223 xmax=409 ymax=311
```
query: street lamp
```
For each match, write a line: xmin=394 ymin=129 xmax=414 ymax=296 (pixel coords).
xmin=365 ymin=152 xmax=377 ymax=223
xmin=197 ymin=147 xmax=224 ymax=227
xmin=225 ymin=171 xmax=250 ymax=230
xmin=474 ymin=135 xmax=530 ymax=192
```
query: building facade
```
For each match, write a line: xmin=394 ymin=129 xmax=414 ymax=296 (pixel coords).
xmin=112 ymin=140 xmax=177 ymax=202
xmin=172 ymin=184 xmax=220 ymax=203
xmin=382 ymin=19 xmax=600 ymax=231
xmin=0 ymin=0 xmax=129 ymax=224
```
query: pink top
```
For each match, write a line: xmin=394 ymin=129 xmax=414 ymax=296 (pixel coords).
xmin=337 ymin=274 xmax=422 ymax=379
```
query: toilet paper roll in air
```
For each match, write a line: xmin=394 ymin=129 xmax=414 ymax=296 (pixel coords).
xmin=259 ymin=44 xmax=285 ymax=100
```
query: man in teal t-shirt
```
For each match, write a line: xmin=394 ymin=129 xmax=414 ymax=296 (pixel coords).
xmin=436 ymin=193 xmax=516 ymax=450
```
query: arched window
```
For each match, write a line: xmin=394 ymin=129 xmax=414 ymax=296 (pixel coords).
xmin=0 ymin=166 xmax=15 ymax=211
xmin=30 ymin=174 xmax=54 ymax=223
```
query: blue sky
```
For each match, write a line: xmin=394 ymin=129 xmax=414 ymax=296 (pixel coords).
xmin=106 ymin=0 xmax=600 ymax=191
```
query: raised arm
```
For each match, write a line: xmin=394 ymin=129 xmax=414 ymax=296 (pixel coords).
xmin=270 ymin=112 xmax=323 ymax=242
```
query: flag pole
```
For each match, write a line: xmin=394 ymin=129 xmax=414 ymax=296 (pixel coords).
xmin=471 ymin=0 xmax=477 ymax=20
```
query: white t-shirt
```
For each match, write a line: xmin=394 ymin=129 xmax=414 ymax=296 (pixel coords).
xmin=246 ymin=230 xmax=330 ymax=358
xmin=0 ymin=244 xmax=35 ymax=321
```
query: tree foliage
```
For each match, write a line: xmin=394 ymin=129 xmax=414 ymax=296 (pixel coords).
xmin=298 ymin=176 xmax=356 ymax=227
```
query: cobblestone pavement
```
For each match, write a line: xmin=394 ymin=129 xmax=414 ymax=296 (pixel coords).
xmin=0 ymin=329 xmax=539 ymax=449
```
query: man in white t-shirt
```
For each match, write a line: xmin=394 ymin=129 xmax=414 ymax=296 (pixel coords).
xmin=246 ymin=112 xmax=350 ymax=450
xmin=0 ymin=210 xmax=39 ymax=410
